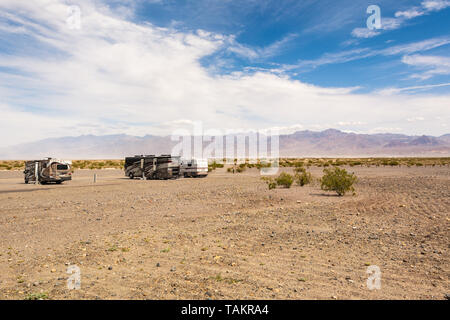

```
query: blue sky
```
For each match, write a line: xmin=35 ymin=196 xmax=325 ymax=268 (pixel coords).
xmin=131 ymin=0 xmax=450 ymax=92
xmin=0 ymin=0 xmax=449 ymax=147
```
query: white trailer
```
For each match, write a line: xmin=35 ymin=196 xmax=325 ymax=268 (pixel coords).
xmin=180 ymin=158 xmax=208 ymax=178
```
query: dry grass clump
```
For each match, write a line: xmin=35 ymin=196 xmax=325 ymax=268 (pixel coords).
xmin=294 ymin=167 xmax=312 ymax=186
xmin=278 ymin=157 xmax=450 ymax=168
xmin=0 ymin=161 xmax=24 ymax=171
xmin=72 ymin=160 xmax=124 ymax=170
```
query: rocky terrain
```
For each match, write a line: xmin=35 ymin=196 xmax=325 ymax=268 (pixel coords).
xmin=0 ymin=166 xmax=448 ymax=299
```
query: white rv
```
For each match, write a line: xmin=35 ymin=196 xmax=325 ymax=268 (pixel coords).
xmin=180 ymin=159 xmax=208 ymax=178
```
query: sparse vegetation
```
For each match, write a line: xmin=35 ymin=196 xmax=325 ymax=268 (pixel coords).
xmin=276 ymin=172 xmax=294 ymax=188
xmin=24 ymin=292 xmax=48 ymax=300
xmin=294 ymin=167 xmax=312 ymax=186
xmin=261 ymin=176 xmax=277 ymax=190
xmin=321 ymin=167 xmax=357 ymax=196
xmin=2 ymin=158 xmax=447 ymax=171
xmin=277 ymin=157 xmax=450 ymax=168
xmin=227 ymin=159 xmax=273 ymax=173
xmin=208 ymin=160 xmax=224 ymax=172
xmin=107 ymin=244 xmax=119 ymax=252
xmin=72 ymin=160 xmax=124 ymax=170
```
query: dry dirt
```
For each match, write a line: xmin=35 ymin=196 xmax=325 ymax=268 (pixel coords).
xmin=0 ymin=166 xmax=448 ymax=300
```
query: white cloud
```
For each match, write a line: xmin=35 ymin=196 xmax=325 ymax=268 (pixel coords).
xmin=292 ymin=37 xmax=450 ymax=70
xmin=226 ymin=33 xmax=298 ymax=61
xmin=402 ymin=55 xmax=450 ymax=79
xmin=376 ymin=82 xmax=450 ymax=95
xmin=351 ymin=17 xmax=403 ymax=38
xmin=421 ymin=0 xmax=450 ymax=11
xmin=351 ymin=28 xmax=380 ymax=39
xmin=407 ymin=116 xmax=425 ymax=122
xmin=0 ymin=0 xmax=449 ymax=148
xmin=395 ymin=8 xmax=425 ymax=19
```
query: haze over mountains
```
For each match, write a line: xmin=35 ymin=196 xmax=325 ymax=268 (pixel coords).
xmin=1 ymin=129 xmax=450 ymax=159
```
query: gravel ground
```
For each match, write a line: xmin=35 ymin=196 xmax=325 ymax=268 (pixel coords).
xmin=0 ymin=166 xmax=448 ymax=300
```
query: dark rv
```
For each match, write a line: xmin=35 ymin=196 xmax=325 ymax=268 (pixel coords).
xmin=124 ymin=155 xmax=181 ymax=180
xmin=23 ymin=158 xmax=72 ymax=184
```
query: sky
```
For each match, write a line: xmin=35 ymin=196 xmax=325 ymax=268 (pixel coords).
xmin=0 ymin=0 xmax=449 ymax=147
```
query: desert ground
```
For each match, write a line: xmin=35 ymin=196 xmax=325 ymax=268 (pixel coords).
xmin=0 ymin=166 xmax=448 ymax=300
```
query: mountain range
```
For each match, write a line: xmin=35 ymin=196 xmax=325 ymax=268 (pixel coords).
xmin=1 ymin=129 xmax=450 ymax=159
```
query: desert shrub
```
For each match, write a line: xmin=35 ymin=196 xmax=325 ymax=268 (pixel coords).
xmin=261 ymin=177 xmax=277 ymax=190
xmin=320 ymin=167 xmax=357 ymax=196
xmin=293 ymin=161 xmax=304 ymax=168
xmin=334 ymin=160 xmax=346 ymax=166
xmin=276 ymin=172 xmax=294 ymax=188
xmin=13 ymin=161 xmax=23 ymax=168
xmin=236 ymin=166 xmax=245 ymax=173
xmin=24 ymin=292 xmax=48 ymax=300
xmin=256 ymin=161 xmax=271 ymax=169
xmin=208 ymin=161 xmax=224 ymax=172
xmin=294 ymin=167 xmax=312 ymax=186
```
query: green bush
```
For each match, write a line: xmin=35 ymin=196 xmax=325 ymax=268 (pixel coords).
xmin=293 ymin=161 xmax=304 ymax=168
xmin=276 ymin=172 xmax=294 ymax=188
xmin=294 ymin=167 xmax=312 ymax=186
xmin=320 ymin=167 xmax=357 ymax=196
xmin=261 ymin=177 xmax=277 ymax=190
xmin=236 ymin=167 xmax=245 ymax=173
xmin=208 ymin=161 xmax=224 ymax=172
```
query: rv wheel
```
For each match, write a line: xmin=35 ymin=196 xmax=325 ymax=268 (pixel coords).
xmin=129 ymin=173 xmax=134 ymax=179
xmin=24 ymin=179 xmax=28 ymax=184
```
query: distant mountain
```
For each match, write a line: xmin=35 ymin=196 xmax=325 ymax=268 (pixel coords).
xmin=279 ymin=130 xmax=450 ymax=157
xmin=1 ymin=129 xmax=449 ymax=159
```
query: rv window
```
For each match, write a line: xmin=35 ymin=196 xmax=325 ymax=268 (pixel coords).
xmin=57 ymin=164 xmax=69 ymax=170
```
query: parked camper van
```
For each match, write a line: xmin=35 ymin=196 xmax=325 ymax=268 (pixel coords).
xmin=124 ymin=155 xmax=181 ymax=180
xmin=180 ymin=158 xmax=208 ymax=178
xmin=23 ymin=158 xmax=72 ymax=184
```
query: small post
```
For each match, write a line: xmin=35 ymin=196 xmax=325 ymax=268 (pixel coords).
xmin=35 ymin=162 xmax=39 ymax=185
xmin=141 ymin=159 xmax=145 ymax=180
xmin=93 ymin=173 xmax=97 ymax=183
